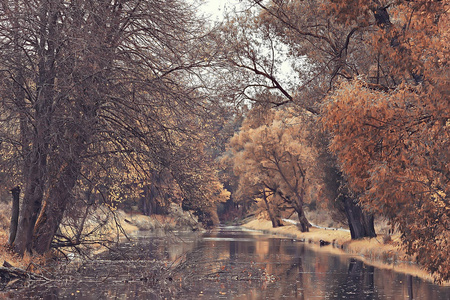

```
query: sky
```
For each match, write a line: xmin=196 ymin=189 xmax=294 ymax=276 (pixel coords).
xmin=195 ymin=0 xmax=242 ymax=22
xmin=193 ymin=0 xmax=299 ymax=86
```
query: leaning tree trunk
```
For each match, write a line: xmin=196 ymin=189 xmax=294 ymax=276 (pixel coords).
xmin=343 ymin=196 xmax=365 ymax=239
xmin=321 ymin=152 xmax=377 ymax=239
xmin=290 ymin=191 xmax=311 ymax=232
xmin=32 ymin=161 xmax=80 ymax=254
xmin=262 ymin=189 xmax=282 ymax=228
xmin=32 ymin=134 xmax=84 ymax=254
xmin=294 ymin=205 xmax=311 ymax=232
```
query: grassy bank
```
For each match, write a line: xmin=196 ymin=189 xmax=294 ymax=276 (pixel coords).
xmin=0 ymin=205 xmax=199 ymax=270
xmin=242 ymin=218 xmax=448 ymax=285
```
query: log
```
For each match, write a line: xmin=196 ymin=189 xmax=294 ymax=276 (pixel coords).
xmin=0 ymin=261 xmax=48 ymax=285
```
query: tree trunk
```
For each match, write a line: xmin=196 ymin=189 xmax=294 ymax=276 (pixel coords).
xmin=13 ymin=2 xmax=58 ymax=256
xmin=322 ymin=158 xmax=376 ymax=239
xmin=9 ymin=10 xmax=26 ymax=247
xmin=262 ymin=189 xmax=282 ymax=228
xmin=8 ymin=186 xmax=21 ymax=246
xmin=13 ymin=147 xmax=48 ymax=255
xmin=32 ymin=158 xmax=81 ymax=254
xmin=362 ymin=211 xmax=377 ymax=238
xmin=296 ymin=206 xmax=310 ymax=232
xmin=140 ymin=185 xmax=152 ymax=216
xmin=298 ymin=209 xmax=311 ymax=232
xmin=141 ymin=183 xmax=158 ymax=216
xmin=342 ymin=195 xmax=376 ymax=239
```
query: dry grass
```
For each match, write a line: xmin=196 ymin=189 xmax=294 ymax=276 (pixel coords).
xmin=0 ymin=230 xmax=46 ymax=271
xmin=243 ymin=219 xmax=351 ymax=245
xmin=304 ymin=208 xmax=346 ymax=229
xmin=0 ymin=202 xmax=47 ymax=270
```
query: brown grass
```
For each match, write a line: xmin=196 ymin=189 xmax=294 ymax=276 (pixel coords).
xmin=0 ymin=233 xmax=47 ymax=271
xmin=0 ymin=202 xmax=47 ymax=270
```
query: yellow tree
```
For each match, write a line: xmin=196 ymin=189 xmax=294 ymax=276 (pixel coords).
xmin=227 ymin=106 xmax=318 ymax=231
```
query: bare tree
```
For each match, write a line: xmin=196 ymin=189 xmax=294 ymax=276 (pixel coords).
xmin=0 ymin=0 xmax=227 ymax=255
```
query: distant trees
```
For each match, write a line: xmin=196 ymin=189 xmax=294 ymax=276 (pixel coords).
xmin=0 ymin=0 xmax=228 ymax=255
xmin=216 ymin=0 xmax=377 ymax=238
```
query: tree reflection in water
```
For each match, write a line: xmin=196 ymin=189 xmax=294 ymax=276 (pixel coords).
xmin=332 ymin=259 xmax=378 ymax=299
xmin=176 ymin=227 xmax=449 ymax=300
xmin=5 ymin=227 xmax=450 ymax=299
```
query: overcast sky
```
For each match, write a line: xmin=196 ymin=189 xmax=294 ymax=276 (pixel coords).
xmin=196 ymin=0 xmax=242 ymax=22
xmin=193 ymin=0 xmax=299 ymax=85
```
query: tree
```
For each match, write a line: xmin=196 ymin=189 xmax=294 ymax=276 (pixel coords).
xmin=323 ymin=80 xmax=449 ymax=282
xmin=214 ymin=0 xmax=377 ymax=238
xmin=226 ymin=106 xmax=318 ymax=231
xmin=321 ymin=0 xmax=449 ymax=282
xmin=0 ymin=0 xmax=228 ymax=255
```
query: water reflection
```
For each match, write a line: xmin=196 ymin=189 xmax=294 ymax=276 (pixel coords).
xmin=332 ymin=259 xmax=378 ymax=299
xmin=3 ymin=226 xmax=450 ymax=300
xmin=178 ymin=226 xmax=450 ymax=300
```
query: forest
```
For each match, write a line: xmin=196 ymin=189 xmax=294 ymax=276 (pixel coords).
xmin=0 ymin=0 xmax=448 ymax=285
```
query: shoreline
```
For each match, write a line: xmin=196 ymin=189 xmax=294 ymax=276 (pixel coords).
xmin=1 ymin=211 xmax=447 ymax=286
xmin=241 ymin=218 xmax=449 ymax=286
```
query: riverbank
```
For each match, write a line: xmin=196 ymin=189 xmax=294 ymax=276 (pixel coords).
xmin=0 ymin=205 xmax=200 ymax=270
xmin=242 ymin=218 xmax=448 ymax=285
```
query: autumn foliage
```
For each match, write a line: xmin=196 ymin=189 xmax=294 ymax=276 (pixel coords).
xmin=323 ymin=80 xmax=449 ymax=282
xmin=0 ymin=0 xmax=448 ymax=284
xmin=321 ymin=0 xmax=449 ymax=282
xmin=225 ymin=106 xmax=318 ymax=231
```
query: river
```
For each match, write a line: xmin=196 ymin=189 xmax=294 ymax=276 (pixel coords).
xmin=4 ymin=225 xmax=450 ymax=299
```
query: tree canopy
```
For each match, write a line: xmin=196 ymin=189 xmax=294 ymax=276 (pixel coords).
xmin=225 ymin=106 xmax=318 ymax=230
xmin=0 ymin=0 xmax=228 ymax=255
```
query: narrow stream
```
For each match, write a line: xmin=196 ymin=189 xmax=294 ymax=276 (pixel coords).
xmin=4 ymin=226 xmax=450 ymax=299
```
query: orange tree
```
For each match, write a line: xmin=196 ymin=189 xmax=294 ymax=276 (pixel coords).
xmin=322 ymin=0 xmax=449 ymax=282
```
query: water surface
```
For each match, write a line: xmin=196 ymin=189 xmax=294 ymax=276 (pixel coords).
xmin=176 ymin=226 xmax=449 ymax=300
xmin=3 ymin=226 xmax=449 ymax=299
